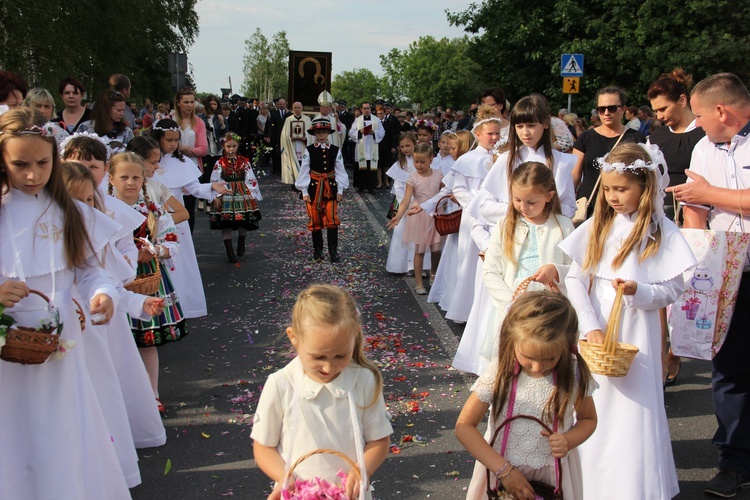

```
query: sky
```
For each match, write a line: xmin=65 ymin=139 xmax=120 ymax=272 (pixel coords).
xmin=188 ymin=0 xmax=471 ymax=96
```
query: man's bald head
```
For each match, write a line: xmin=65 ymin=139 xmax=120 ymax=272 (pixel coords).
xmin=292 ymin=102 xmax=303 ymax=115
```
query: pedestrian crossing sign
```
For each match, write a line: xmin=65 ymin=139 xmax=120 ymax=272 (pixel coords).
xmin=561 ymin=54 xmax=584 ymax=77
xmin=563 ymin=77 xmax=580 ymax=94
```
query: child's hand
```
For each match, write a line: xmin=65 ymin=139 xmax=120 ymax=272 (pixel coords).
xmin=533 ymin=264 xmax=559 ymax=286
xmin=586 ymin=329 xmax=605 ymax=344
xmin=212 ymin=198 xmax=221 ymax=210
xmin=386 ymin=216 xmax=400 ymax=230
xmin=612 ymin=278 xmax=637 ymax=295
xmin=500 ymin=467 xmax=536 ymax=500
xmin=302 ymin=195 xmax=310 ymax=202
xmin=337 ymin=194 xmax=343 ymax=202
xmin=541 ymin=430 xmax=570 ymax=458
xmin=267 ymin=481 xmax=284 ymax=500
xmin=90 ymin=293 xmax=114 ymax=325
xmin=211 ymin=182 xmax=231 ymax=195
xmin=0 ymin=280 xmax=29 ymax=308
xmin=137 ymin=245 xmax=155 ymax=264
xmin=143 ymin=297 xmax=165 ymax=317
xmin=345 ymin=467 xmax=362 ymax=499
xmin=407 ymin=205 xmax=423 ymax=215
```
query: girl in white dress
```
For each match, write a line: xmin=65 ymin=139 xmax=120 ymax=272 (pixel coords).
xmin=385 ymin=132 xmax=416 ymax=274
xmin=387 ymin=143 xmax=444 ymax=294
xmin=252 ymin=284 xmax=393 ymax=500
xmin=150 ymin=119 xmax=229 ymax=318
xmin=427 ymin=130 xmax=474 ymax=308
xmin=454 ymin=163 xmax=573 ymax=375
xmin=64 ymin=134 xmax=169 ymax=446
xmin=559 ymin=143 xmax=696 ymax=499
xmin=477 ymin=94 xmax=577 ymax=226
xmin=445 ymin=106 xmax=501 ymax=323
xmin=455 ymin=292 xmax=597 ymax=500
xmin=0 ymin=108 xmax=130 ymax=498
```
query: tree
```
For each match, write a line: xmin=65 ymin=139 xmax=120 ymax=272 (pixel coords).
xmin=241 ymin=29 xmax=289 ymax=102
xmin=388 ymin=36 xmax=484 ymax=109
xmin=331 ymin=68 xmax=381 ymax=107
xmin=378 ymin=49 xmax=407 ymax=105
xmin=448 ymin=0 xmax=750 ymax=112
xmin=0 ymin=0 xmax=199 ymax=106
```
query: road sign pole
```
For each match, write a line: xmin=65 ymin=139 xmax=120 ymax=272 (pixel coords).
xmin=568 ymin=94 xmax=572 ymax=116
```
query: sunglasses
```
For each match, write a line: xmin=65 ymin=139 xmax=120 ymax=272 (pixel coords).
xmin=596 ymin=105 xmax=622 ymax=114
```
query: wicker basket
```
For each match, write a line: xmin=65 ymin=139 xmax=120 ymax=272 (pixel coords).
xmin=579 ymin=284 xmax=639 ymax=377
xmin=433 ymin=196 xmax=462 ymax=236
xmin=124 ymin=258 xmax=161 ymax=295
xmin=0 ymin=290 xmax=59 ymax=365
xmin=283 ymin=448 xmax=361 ymax=498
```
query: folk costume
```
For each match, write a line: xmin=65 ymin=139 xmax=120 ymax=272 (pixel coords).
xmin=295 ymin=118 xmax=349 ymax=262
xmin=127 ymin=191 xmax=188 ymax=347
xmin=280 ymin=112 xmax=313 ymax=185
xmin=209 ymin=147 xmax=263 ymax=263
xmin=349 ymin=112 xmax=385 ymax=191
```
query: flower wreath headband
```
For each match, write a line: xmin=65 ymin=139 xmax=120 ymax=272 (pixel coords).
xmin=597 ymin=142 xmax=671 ymax=239
xmin=0 ymin=125 xmax=51 ymax=137
xmin=220 ymin=133 xmax=241 ymax=144
xmin=152 ymin=123 xmax=180 ymax=132
xmin=415 ymin=119 xmax=437 ymax=131
xmin=471 ymin=116 xmax=504 ymax=133
xmin=59 ymin=131 xmax=121 ymax=160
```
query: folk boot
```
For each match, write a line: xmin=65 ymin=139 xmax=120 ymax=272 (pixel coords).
xmin=224 ymin=239 xmax=238 ymax=263
xmin=237 ymin=235 xmax=246 ymax=256
xmin=327 ymin=228 xmax=340 ymax=263
xmin=312 ymin=231 xmax=324 ymax=262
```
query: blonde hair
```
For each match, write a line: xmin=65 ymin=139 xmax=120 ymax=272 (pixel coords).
xmin=108 ymin=152 xmax=158 ymax=241
xmin=61 ymin=161 xmax=103 ymax=211
xmin=502 ymin=162 xmax=562 ymax=264
xmin=290 ymin=284 xmax=383 ymax=408
xmin=583 ymin=143 xmax=662 ymax=271
xmin=492 ymin=291 xmax=591 ymax=426
xmin=448 ymin=130 xmax=474 ymax=158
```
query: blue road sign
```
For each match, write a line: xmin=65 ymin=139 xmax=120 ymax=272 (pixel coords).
xmin=561 ymin=54 xmax=584 ymax=77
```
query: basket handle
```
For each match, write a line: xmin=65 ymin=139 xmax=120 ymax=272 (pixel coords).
xmin=433 ymin=195 xmax=455 ymax=216
xmin=486 ymin=414 xmax=563 ymax=496
xmin=284 ymin=448 xmax=362 ymax=491
xmin=510 ymin=275 xmax=561 ymax=302
xmin=603 ymin=284 xmax=625 ymax=355
xmin=27 ymin=289 xmax=52 ymax=305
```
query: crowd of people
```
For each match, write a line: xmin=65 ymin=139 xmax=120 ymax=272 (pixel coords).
xmin=1 ymin=65 xmax=749 ymax=500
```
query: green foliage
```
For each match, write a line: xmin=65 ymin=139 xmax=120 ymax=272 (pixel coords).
xmin=448 ymin=0 xmax=750 ymax=112
xmin=392 ymin=36 xmax=483 ymax=109
xmin=241 ymin=29 xmax=289 ymax=102
xmin=331 ymin=68 xmax=381 ymax=107
xmin=0 ymin=0 xmax=199 ymax=106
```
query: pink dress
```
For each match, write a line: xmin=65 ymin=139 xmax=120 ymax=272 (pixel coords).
xmin=402 ymin=170 xmax=443 ymax=253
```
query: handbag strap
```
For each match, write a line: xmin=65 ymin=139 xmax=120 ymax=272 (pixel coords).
xmin=585 ymin=129 xmax=628 ymax=209
xmin=485 ymin=373 xmax=562 ymax=496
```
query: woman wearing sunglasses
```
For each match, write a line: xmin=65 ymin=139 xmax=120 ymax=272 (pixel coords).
xmin=571 ymin=87 xmax=646 ymax=212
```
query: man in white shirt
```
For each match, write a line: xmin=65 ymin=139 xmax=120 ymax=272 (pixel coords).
xmin=349 ymin=102 xmax=384 ymax=193
xmin=668 ymin=73 xmax=750 ymax=498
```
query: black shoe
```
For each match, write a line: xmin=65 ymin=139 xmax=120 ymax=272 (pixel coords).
xmin=329 ymin=249 xmax=340 ymax=263
xmin=368 ymin=189 xmax=376 ymax=194
xmin=223 ymin=239 xmax=238 ymax=263
xmin=706 ymin=469 xmax=750 ymax=497
xmin=312 ymin=247 xmax=323 ymax=262
xmin=237 ymin=235 xmax=246 ymax=256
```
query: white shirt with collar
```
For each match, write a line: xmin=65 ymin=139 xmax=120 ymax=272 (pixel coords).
xmin=687 ymin=121 xmax=750 ymax=233
xmin=250 ymin=357 xmax=392 ymax=493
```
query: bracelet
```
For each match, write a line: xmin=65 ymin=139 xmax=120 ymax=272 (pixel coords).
xmin=493 ymin=461 xmax=511 ymax=478
xmin=498 ymin=464 xmax=515 ymax=481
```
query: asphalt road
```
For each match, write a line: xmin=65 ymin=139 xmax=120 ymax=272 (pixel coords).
xmin=130 ymin=167 xmax=746 ymax=499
